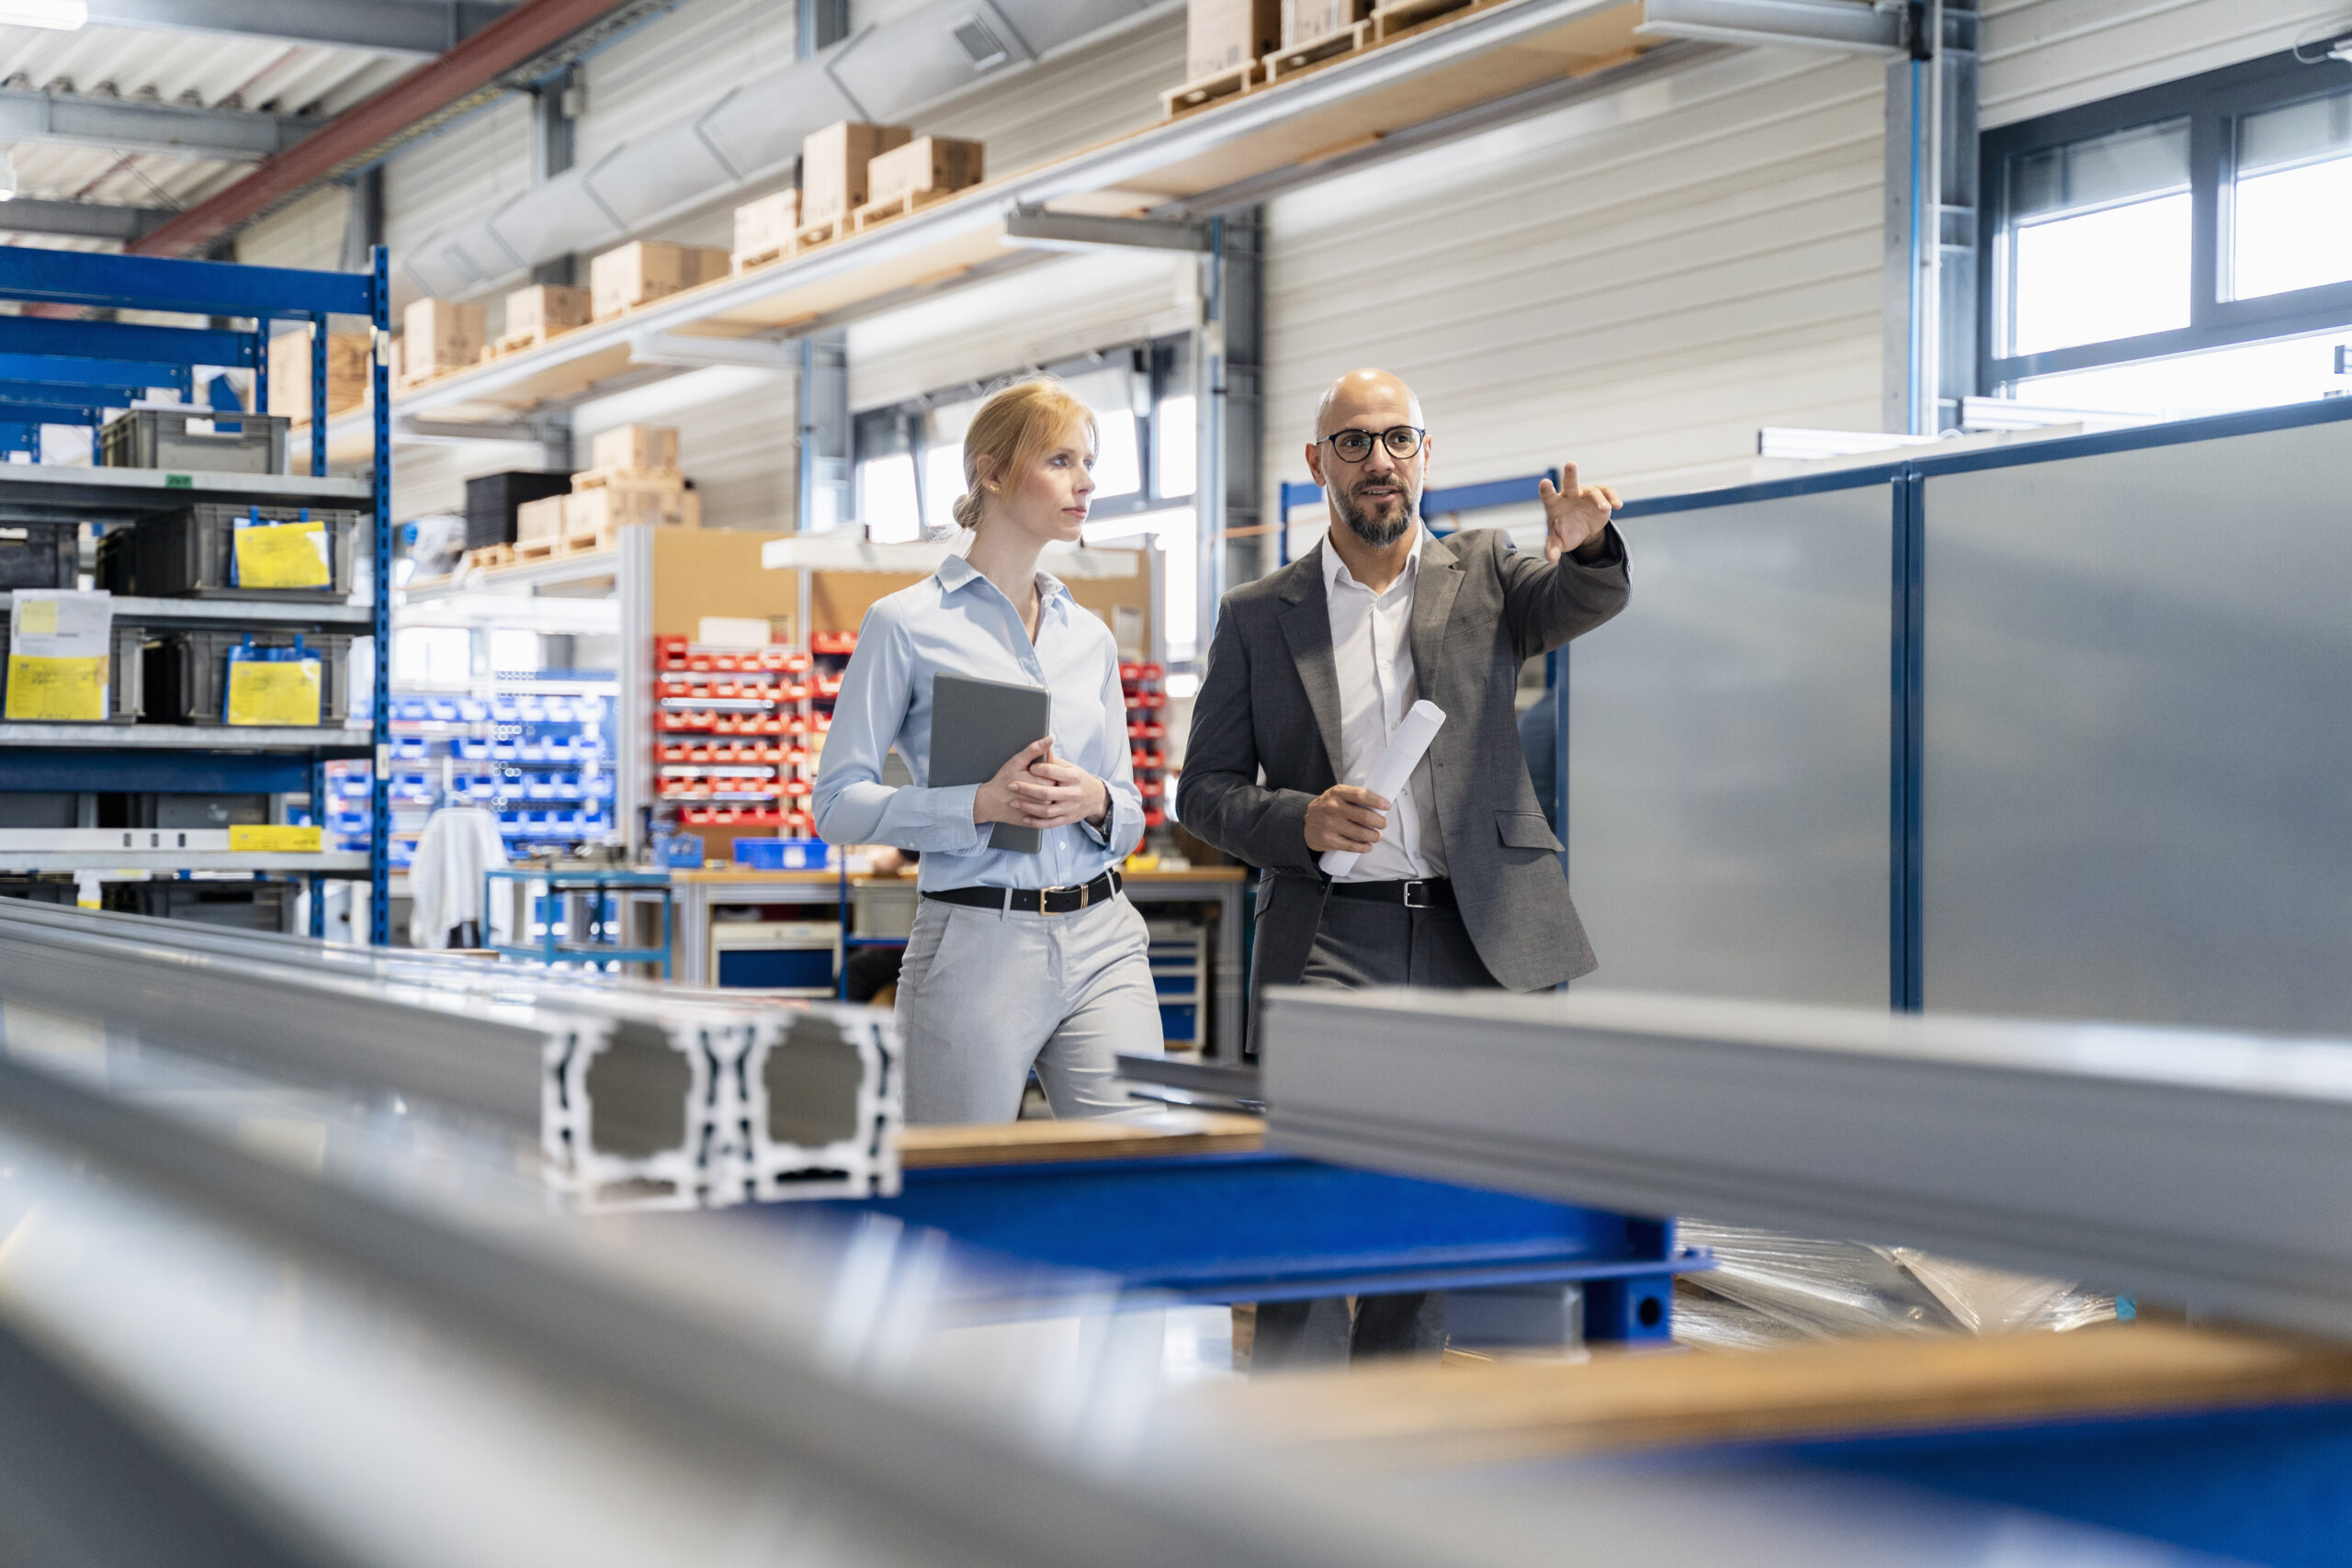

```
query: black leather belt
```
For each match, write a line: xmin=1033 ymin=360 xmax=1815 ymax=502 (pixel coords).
xmin=1327 ymin=877 xmax=1455 ymax=909
xmin=923 ymin=868 xmax=1123 ymax=916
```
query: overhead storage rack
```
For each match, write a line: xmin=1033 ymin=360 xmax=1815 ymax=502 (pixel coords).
xmin=0 ymin=243 xmax=395 ymax=941
xmin=316 ymin=0 xmax=1662 ymax=457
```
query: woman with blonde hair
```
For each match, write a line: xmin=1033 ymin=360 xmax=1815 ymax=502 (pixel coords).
xmin=812 ymin=378 xmax=1159 ymax=1122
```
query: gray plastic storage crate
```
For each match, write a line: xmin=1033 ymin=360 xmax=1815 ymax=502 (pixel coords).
xmin=99 ymin=406 xmax=288 ymax=475
xmin=0 ymin=520 xmax=81 ymax=590
xmin=141 ymin=627 xmax=353 ymax=728
xmin=105 ymin=878 xmax=295 ymax=931
xmin=0 ymin=615 xmax=144 ymax=723
xmin=111 ymin=505 xmax=359 ymax=600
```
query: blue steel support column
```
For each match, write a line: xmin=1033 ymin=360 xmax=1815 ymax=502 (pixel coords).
xmin=1891 ymin=470 xmax=1925 ymax=1009
xmin=250 ymin=326 xmax=266 ymax=427
xmin=309 ymin=753 xmax=327 ymax=938
xmin=310 ymin=311 xmax=327 ymax=477
xmin=369 ymin=243 xmax=391 ymax=945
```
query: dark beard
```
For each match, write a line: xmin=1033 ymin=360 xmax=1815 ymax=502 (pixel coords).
xmin=1336 ymin=480 xmax=1416 ymax=547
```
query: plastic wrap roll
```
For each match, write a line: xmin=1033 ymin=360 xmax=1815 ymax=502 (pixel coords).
xmin=1319 ymin=699 xmax=1446 ymax=879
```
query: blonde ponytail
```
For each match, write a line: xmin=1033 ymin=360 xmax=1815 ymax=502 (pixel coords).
xmin=956 ymin=377 xmax=1095 ymax=532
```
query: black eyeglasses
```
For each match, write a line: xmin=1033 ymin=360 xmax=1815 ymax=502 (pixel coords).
xmin=1320 ymin=425 xmax=1426 ymax=463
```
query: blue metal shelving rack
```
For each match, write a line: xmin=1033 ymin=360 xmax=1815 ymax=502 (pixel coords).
xmin=0 ymin=243 xmax=395 ymax=942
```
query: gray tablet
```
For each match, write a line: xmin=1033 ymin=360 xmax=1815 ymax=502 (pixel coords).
xmin=928 ymin=671 xmax=1052 ymax=854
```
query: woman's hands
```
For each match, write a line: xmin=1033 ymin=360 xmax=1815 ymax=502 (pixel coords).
xmin=973 ymin=739 xmax=1110 ymax=832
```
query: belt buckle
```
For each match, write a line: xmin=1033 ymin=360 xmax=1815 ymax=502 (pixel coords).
xmin=1402 ymin=878 xmax=1431 ymax=909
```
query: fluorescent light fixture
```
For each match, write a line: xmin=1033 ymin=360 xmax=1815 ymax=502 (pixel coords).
xmin=0 ymin=0 xmax=89 ymax=28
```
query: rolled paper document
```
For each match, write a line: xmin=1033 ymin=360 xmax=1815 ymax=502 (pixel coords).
xmin=1320 ymin=698 xmax=1447 ymax=879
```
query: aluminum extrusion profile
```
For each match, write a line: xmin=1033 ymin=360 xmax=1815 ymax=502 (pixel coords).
xmin=735 ymin=1007 xmax=903 ymax=1203
xmin=0 ymin=905 xmax=899 ymax=1213
xmin=1260 ymin=986 xmax=2352 ymax=1339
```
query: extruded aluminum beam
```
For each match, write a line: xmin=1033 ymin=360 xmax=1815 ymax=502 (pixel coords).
xmin=1262 ymin=987 xmax=2352 ymax=1339
xmin=1001 ymin=206 xmax=1214 ymax=254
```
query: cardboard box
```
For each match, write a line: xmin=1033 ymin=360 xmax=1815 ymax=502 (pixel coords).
xmin=401 ymin=298 xmax=483 ymax=381
xmin=570 ymin=481 xmax=699 ymax=533
xmin=865 ymin=136 xmax=985 ymax=209
xmin=590 ymin=424 xmax=679 ymax=475
xmin=733 ymin=189 xmax=798 ymax=262
xmin=588 ymin=241 xmax=730 ymax=320
xmin=266 ymin=324 xmax=372 ymax=424
xmin=515 ymin=493 xmax=571 ymax=544
xmin=1187 ymin=0 xmax=1280 ymax=77
xmin=1282 ymin=0 xmax=1369 ymax=41
xmin=503 ymin=283 xmax=590 ymax=343
xmin=799 ymin=120 xmax=912 ymax=228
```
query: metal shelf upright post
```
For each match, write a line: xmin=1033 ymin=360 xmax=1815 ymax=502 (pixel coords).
xmin=0 ymin=243 xmax=394 ymax=941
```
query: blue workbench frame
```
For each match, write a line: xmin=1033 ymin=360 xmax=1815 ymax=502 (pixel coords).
xmin=802 ymin=1149 xmax=1707 ymax=1338
xmin=0 ymin=243 xmax=394 ymax=942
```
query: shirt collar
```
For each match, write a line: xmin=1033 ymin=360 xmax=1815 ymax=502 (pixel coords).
xmin=936 ymin=551 xmax=1073 ymax=622
xmin=1322 ymin=523 xmax=1427 ymax=597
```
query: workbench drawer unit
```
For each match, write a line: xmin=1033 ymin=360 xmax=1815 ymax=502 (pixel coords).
xmin=1147 ymin=917 xmax=1208 ymax=1044
xmin=140 ymin=627 xmax=356 ymax=727
xmin=100 ymin=504 xmax=360 ymax=600
xmin=0 ymin=614 xmax=144 ymax=722
xmin=0 ymin=519 xmax=81 ymax=589
xmin=99 ymin=407 xmax=288 ymax=474
xmin=711 ymin=919 xmax=842 ymax=994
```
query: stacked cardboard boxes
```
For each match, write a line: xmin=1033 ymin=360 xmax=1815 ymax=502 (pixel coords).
xmin=499 ymin=283 xmax=592 ymax=352
xmin=732 ymin=189 xmax=798 ymax=270
xmin=514 ymin=423 xmax=699 ymax=549
xmin=588 ymin=241 xmax=731 ymax=321
xmin=858 ymin=136 xmax=985 ymax=224
xmin=399 ymin=299 xmax=484 ymax=387
xmin=798 ymin=120 xmax=911 ymax=238
xmin=266 ymin=324 xmax=373 ymax=424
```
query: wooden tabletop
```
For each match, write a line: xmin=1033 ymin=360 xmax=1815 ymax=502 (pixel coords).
xmin=1181 ymin=1321 xmax=2352 ymax=1464
xmin=898 ymin=1109 xmax=1263 ymax=1168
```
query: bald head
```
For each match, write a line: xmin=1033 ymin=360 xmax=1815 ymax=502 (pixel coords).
xmin=1315 ymin=368 xmax=1423 ymax=439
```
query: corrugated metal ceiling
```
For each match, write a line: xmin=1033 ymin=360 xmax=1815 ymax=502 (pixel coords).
xmin=0 ymin=18 xmax=414 ymax=248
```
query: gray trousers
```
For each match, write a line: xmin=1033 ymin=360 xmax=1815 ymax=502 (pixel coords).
xmin=895 ymin=892 xmax=1159 ymax=1124
xmin=1252 ymin=893 xmax=1500 ymax=1371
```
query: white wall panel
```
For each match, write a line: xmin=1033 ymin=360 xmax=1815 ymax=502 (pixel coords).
xmin=922 ymin=5 xmax=1184 ymax=177
xmin=1262 ymin=46 xmax=1884 ymax=517
xmin=383 ymin=96 xmax=535 ymax=313
xmin=574 ymin=0 xmax=799 ymax=169
xmin=1982 ymin=0 xmax=2351 ymax=129
xmin=847 ymin=249 xmax=1193 ymax=411
xmin=237 ymin=185 xmax=351 ymax=274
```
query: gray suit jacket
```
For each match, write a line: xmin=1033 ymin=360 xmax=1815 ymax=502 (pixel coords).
xmin=1176 ymin=525 xmax=1630 ymax=996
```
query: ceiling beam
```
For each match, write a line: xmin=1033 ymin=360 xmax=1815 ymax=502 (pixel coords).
xmin=133 ymin=0 xmax=640 ymax=257
xmin=82 ymin=0 xmax=519 ymax=59
xmin=0 ymin=198 xmax=175 ymax=242
xmin=0 ymin=85 xmax=315 ymax=161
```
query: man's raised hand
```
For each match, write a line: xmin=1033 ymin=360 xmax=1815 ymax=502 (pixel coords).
xmin=1538 ymin=460 xmax=1620 ymax=562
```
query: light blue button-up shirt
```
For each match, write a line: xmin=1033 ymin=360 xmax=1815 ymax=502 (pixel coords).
xmin=812 ymin=553 xmax=1144 ymax=892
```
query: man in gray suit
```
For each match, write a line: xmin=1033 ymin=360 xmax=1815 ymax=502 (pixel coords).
xmin=1176 ymin=367 xmax=1629 ymax=1364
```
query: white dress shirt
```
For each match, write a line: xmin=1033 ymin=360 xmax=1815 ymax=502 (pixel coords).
xmin=1322 ymin=527 xmax=1448 ymax=882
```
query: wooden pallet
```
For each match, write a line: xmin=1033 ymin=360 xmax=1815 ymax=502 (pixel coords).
xmin=731 ymin=243 xmax=790 ymax=275
xmin=510 ymin=525 xmax=617 ymax=563
xmin=793 ymin=216 xmax=849 ymax=251
xmin=488 ymin=323 xmax=580 ymax=359
xmin=1370 ymin=0 xmax=1496 ymax=44
xmin=1264 ymin=18 xmax=1372 ymax=81
xmin=851 ymin=186 xmax=962 ymax=233
xmin=571 ymin=466 xmax=684 ymax=492
xmin=461 ymin=543 xmax=514 ymax=572
xmin=1160 ymin=58 xmax=1263 ymax=118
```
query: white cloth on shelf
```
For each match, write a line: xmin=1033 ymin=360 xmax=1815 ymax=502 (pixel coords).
xmin=408 ymin=806 xmax=508 ymax=949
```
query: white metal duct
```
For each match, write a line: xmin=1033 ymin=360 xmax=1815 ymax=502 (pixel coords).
xmin=401 ymin=0 xmax=1160 ymax=301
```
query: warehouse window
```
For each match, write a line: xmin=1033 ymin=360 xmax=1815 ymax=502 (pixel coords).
xmin=1983 ymin=46 xmax=2352 ymax=416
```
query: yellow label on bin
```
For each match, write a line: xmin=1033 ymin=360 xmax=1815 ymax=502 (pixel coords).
xmin=234 ymin=522 xmax=331 ymax=590
xmin=228 ymin=824 xmax=322 ymax=853
xmin=225 ymin=657 xmax=322 ymax=727
xmin=4 ymin=654 xmax=106 ymax=721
